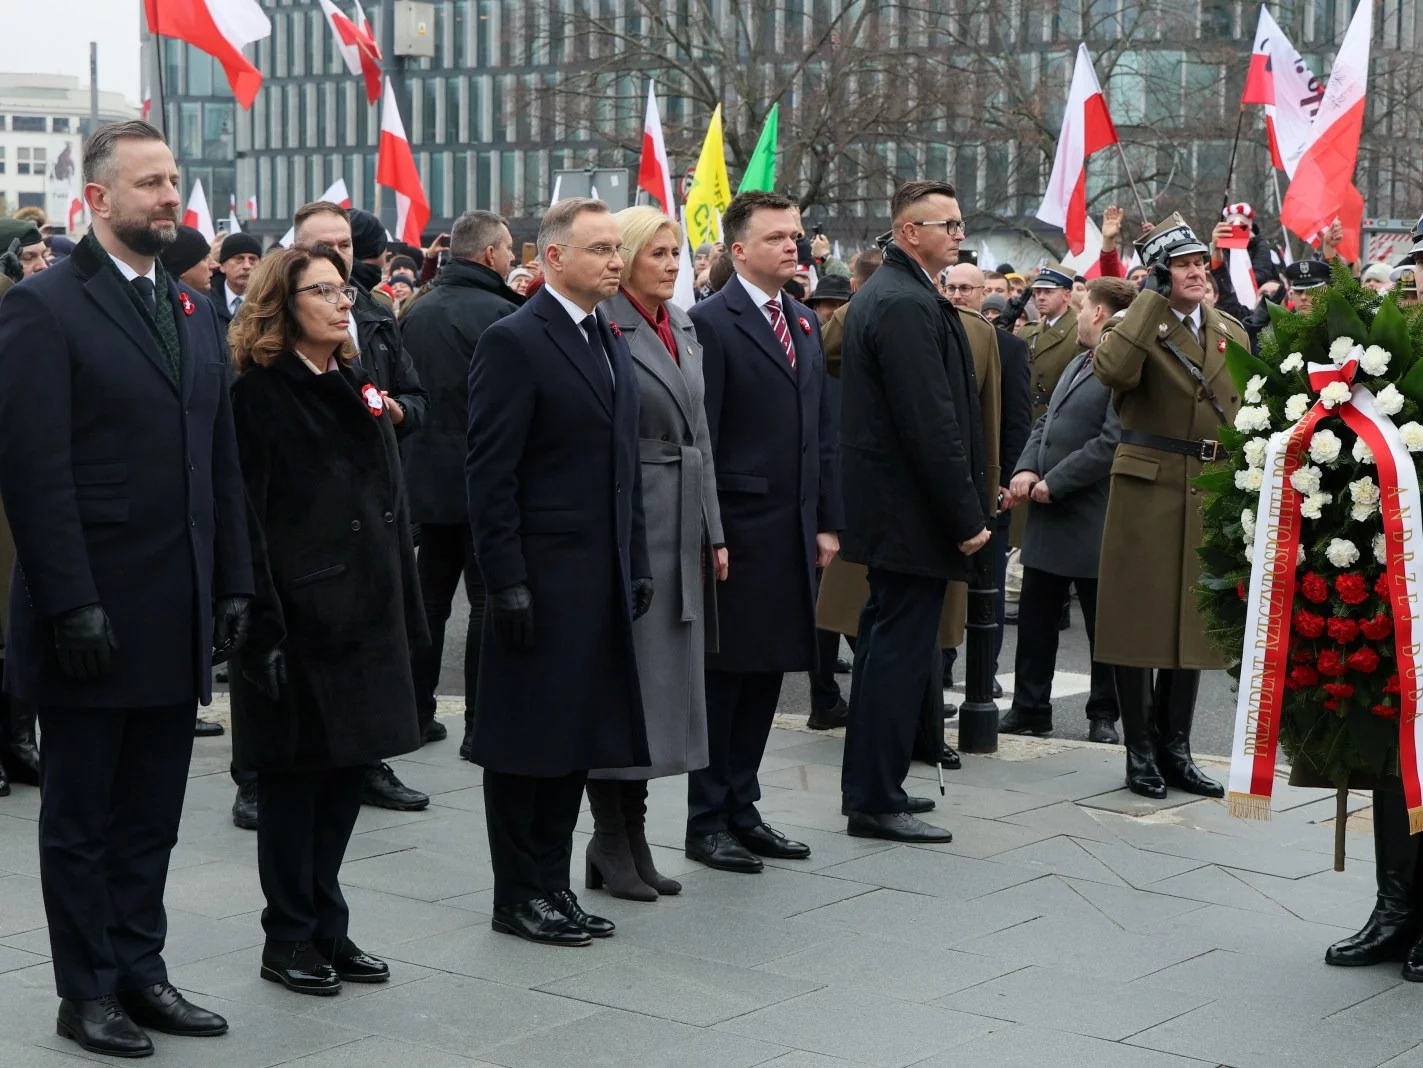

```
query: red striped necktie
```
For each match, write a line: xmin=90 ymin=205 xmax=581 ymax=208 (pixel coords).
xmin=765 ymin=299 xmax=797 ymax=369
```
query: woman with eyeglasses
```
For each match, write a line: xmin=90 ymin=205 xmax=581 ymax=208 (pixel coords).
xmin=227 ymin=244 xmax=427 ymax=996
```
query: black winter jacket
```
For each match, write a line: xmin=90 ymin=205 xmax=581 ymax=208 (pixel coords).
xmin=351 ymin=284 xmax=429 ymax=439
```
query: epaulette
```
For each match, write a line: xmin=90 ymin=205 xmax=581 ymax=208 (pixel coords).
xmin=1212 ymin=307 xmax=1245 ymax=331
xmin=959 ymin=307 xmax=991 ymax=324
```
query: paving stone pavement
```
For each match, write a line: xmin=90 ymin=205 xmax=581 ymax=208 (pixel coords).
xmin=1 ymin=712 xmax=1421 ymax=1068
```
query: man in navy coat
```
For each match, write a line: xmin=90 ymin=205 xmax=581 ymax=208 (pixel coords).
xmin=0 ymin=120 xmax=253 ymax=1057
xmin=466 ymin=198 xmax=652 ymax=946
xmin=685 ymin=192 xmax=843 ymax=873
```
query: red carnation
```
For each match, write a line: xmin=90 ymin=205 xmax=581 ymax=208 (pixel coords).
xmin=1324 ymin=699 xmax=1339 ymax=711
xmin=1346 ymin=648 xmax=1381 ymax=674
xmin=1300 ymin=572 xmax=1330 ymax=603
xmin=1361 ymin=615 xmax=1393 ymax=641
xmin=1293 ymin=611 xmax=1326 ymax=638
xmin=1385 ymin=673 xmax=1402 ymax=695
xmin=1289 ymin=664 xmax=1320 ymax=688
xmin=1323 ymin=682 xmax=1355 ymax=700
xmin=1376 ymin=574 xmax=1392 ymax=598
xmin=1375 ymin=703 xmax=1399 ymax=719
xmin=1335 ymin=574 xmax=1370 ymax=605
xmin=1236 ymin=581 xmax=1247 ymax=600
xmin=1327 ymin=618 xmax=1360 ymax=643
xmin=1317 ymin=649 xmax=1349 ymax=677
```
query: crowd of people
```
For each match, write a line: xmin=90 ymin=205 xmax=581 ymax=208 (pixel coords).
xmin=0 ymin=117 xmax=1418 ymax=1059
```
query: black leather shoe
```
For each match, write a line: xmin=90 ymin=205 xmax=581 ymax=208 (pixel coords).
xmin=843 ymin=795 xmax=934 ymax=816
xmin=550 ymin=889 xmax=615 ymax=937
xmin=1329 ymin=912 xmax=1417 ymax=968
xmin=491 ymin=898 xmax=592 ymax=946
xmin=685 ymin=830 xmax=763 ymax=873
xmin=260 ymin=941 xmax=342 ymax=995
xmin=194 ymin=717 xmax=225 ymax=738
xmin=847 ymin=811 xmax=953 ymax=843
xmin=56 ymin=996 xmax=153 ymax=1058
xmin=1003 ymin=607 xmax=1019 ymax=626
xmin=807 ymin=699 xmax=849 ymax=731
xmin=1404 ymin=936 xmax=1423 ymax=982
xmin=231 ymin=783 xmax=258 ymax=830
xmin=834 ymin=656 xmax=852 ymax=675
xmin=991 ymin=678 xmax=1004 ymax=699
xmin=117 ymin=982 xmax=227 ymax=1036
xmin=1088 ymin=719 xmax=1120 ymax=744
xmin=733 ymin=823 xmax=811 ymax=859
xmin=420 ymin=718 xmax=448 ymax=744
xmin=1161 ymin=761 xmax=1225 ymax=798
xmin=362 ymin=763 xmax=430 ymax=811
xmin=314 ymin=936 xmax=389 ymax=983
xmin=214 ymin=668 xmax=229 ymax=684
xmin=917 ymin=743 xmax=962 ymax=770
xmin=999 ymin=708 xmax=1052 ymax=736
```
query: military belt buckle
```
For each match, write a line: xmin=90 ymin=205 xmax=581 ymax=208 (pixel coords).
xmin=1198 ymin=439 xmax=1224 ymax=462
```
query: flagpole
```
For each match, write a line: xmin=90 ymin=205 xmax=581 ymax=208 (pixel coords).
xmin=1270 ymin=169 xmax=1294 ymax=263
xmin=1112 ymin=141 xmax=1149 ymax=223
xmin=1220 ymin=106 xmax=1247 ymax=219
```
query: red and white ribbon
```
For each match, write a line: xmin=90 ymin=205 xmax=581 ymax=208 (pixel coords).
xmin=1228 ymin=357 xmax=1423 ymax=829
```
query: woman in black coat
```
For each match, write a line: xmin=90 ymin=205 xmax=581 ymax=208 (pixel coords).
xmin=228 ymin=244 xmax=427 ymax=997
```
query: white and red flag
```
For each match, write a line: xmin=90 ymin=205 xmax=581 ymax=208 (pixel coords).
xmin=276 ymin=179 xmax=349 ymax=247
xmin=144 ymin=0 xmax=271 ymax=109
xmin=1280 ymin=0 xmax=1370 ymax=262
xmin=318 ymin=0 xmax=382 ymax=105
xmin=1241 ymin=5 xmax=1324 ymax=177
xmin=141 ymin=89 xmax=152 ymax=123
xmin=246 ymin=194 xmax=259 ymax=219
xmin=182 ymin=178 xmax=215 ymax=242
xmin=376 ymin=78 xmax=430 ymax=247
xmin=1036 ymin=44 xmax=1119 ymax=256
xmin=637 ymin=81 xmax=676 ymax=216
xmin=67 ymin=194 xmax=85 ymax=234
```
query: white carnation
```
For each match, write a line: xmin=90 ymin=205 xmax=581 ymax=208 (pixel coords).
xmin=1325 ymin=538 xmax=1361 ymax=568
xmin=1284 ymin=394 xmax=1310 ymax=422
xmin=1401 ymin=422 xmax=1423 ymax=452
xmin=1329 ymin=337 xmax=1356 ymax=365
xmin=1375 ymin=533 xmax=1388 ymax=564
xmin=1309 ymin=429 xmax=1342 ymax=465
xmin=1234 ymin=405 xmax=1272 ymax=433
xmin=1351 ymin=502 xmax=1376 ymax=522
xmin=1244 ymin=375 xmax=1267 ymax=404
xmin=1299 ymin=491 xmax=1332 ymax=519
xmin=1234 ymin=467 xmax=1264 ymax=492
xmin=1376 ymin=384 xmax=1406 ymax=416
xmin=1279 ymin=352 xmax=1305 ymax=374
xmin=1353 ymin=436 xmax=1375 ymax=465
xmin=1241 ymin=508 xmax=1256 ymax=540
xmin=1289 ymin=465 xmax=1322 ymax=495
xmin=1319 ymin=381 xmax=1352 ymax=409
xmin=1243 ymin=437 xmax=1268 ymax=469
xmin=1298 ymin=543 xmax=1307 ymax=567
xmin=1349 ymin=476 xmax=1381 ymax=507
xmin=1361 ymin=345 xmax=1392 ymax=376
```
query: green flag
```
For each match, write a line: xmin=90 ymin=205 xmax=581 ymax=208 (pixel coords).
xmin=738 ymin=104 xmax=779 ymax=193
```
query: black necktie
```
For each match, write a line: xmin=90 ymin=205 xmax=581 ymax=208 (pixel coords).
xmin=580 ymin=314 xmax=613 ymax=388
xmin=132 ymin=276 xmax=157 ymax=319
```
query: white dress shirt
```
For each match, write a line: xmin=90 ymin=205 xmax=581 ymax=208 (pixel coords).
xmin=545 ymin=283 xmax=614 ymax=383
xmin=106 ymin=251 xmax=157 ymax=286
xmin=1172 ymin=305 xmax=1204 ymax=341
xmin=734 ymin=274 xmax=781 ymax=329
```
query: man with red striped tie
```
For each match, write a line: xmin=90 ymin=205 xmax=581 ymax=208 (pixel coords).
xmin=684 ymin=191 xmax=843 ymax=874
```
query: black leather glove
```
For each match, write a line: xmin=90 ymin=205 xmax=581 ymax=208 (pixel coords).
xmin=489 ymin=583 xmax=534 ymax=649
xmin=0 ymin=239 xmax=21 ymax=284
xmin=211 ymin=596 xmax=252 ymax=664
xmin=997 ymin=289 xmax=1031 ymax=331
xmin=631 ymin=578 xmax=655 ymax=621
xmin=1144 ymin=261 xmax=1173 ymax=297
xmin=52 ymin=604 xmax=119 ymax=681
xmin=242 ymin=647 xmax=287 ymax=702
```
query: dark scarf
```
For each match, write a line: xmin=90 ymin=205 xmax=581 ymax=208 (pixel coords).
xmin=350 ymin=259 xmax=383 ymax=293
xmin=86 ymin=230 xmax=181 ymax=383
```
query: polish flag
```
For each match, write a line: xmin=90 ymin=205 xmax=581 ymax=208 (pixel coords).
xmin=141 ymin=90 xmax=152 ymax=123
xmin=376 ymin=78 xmax=430 ymax=248
xmin=182 ymin=178 xmax=215 ymax=242
xmin=638 ymin=81 xmax=676 ymax=216
xmin=67 ymin=195 xmax=85 ymax=234
xmin=1241 ymin=6 xmax=1324 ymax=177
xmin=1280 ymin=0 xmax=1370 ymax=262
xmin=246 ymin=194 xmax=259 ymax=219
xmin=276 ymin=179 xmax=349 ymax=247
xmin=318 ymin=0 xmax=382 ymax=105
xmin=144 ymin=0 xmax=271 ymax=110
xmin=226 ymin=196 xmax=243 ymax=235
xmin=1035 ymin=44 xmax=1119 ymax=256
xmin=1060 ymin=216 xmax=1104 ymax=279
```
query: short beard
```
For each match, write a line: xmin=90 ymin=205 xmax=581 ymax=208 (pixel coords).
xmin=112 ymin=215 xmax=177 ymax=257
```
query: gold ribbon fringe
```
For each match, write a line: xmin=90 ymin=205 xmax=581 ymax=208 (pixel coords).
xmin=1227 ymin=792 xmax=1273 ymax=821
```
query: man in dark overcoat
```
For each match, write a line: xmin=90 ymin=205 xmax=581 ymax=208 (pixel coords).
xmin=838 ymin=180 xmax=990 ymax=843
xmin=466 ymin=197 xmax=652 ymax=947
xmin=399 ymin=209 xmax=522 ymax=759
xmin=0 ymin=120 xmax=253 ymax=1057
xmin=685 ymin=191 xmax=843 ymax=873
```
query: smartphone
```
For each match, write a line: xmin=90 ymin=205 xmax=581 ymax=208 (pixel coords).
xmin=813 ymin=224 xmax=823 ymax=236
xmin=1219 ymin=223 xmax=1251 ymax=250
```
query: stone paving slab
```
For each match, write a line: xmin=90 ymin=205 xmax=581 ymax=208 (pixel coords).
xmin=1 ymin=716 xmax=1420 ymax=1067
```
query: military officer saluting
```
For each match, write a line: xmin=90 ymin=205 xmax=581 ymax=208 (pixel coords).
xmin=1093 ymin=214 xmax=1250 ymax=800
xmin=1018 ymin=264 xmax=1080 ymax=420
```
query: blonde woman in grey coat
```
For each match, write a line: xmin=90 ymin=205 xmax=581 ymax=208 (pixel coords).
xmin=587 ymin=206 xmax=726 ymax=901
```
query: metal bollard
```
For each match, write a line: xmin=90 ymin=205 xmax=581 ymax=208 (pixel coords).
xmin=957 ymin=531 xmax=1000 ymax=753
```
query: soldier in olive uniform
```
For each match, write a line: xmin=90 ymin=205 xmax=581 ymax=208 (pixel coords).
xmin=1019 ymin=265 xmax=1080 ymax=421
xmin=1093 ymin=215 xmax=1250 ymax=800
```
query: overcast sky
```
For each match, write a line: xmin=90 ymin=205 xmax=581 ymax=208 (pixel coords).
xmin=4 ymin=2 xmax=143 ymax=104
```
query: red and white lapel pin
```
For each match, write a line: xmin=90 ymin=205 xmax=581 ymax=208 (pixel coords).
xmin=1218 ymin=338 xmax=1228 ymax=352
xmin=361 ymin=383 xmax=385 ymax=417
xmin=798 ymin=316 xmax=811 ymax=334
xmin=178 ymin=292 xmax=195 ymax=316
xmin=610 ymin=322 xmax=622 ymax=338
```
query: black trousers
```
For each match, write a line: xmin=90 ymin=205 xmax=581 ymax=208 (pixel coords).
xmin=256 ymin=765 xmax=365 ymax=943
xmin=842 ymin=568 xmax=947 ymax=814
xmin=809 ymin=628 xmax=844 ymax=712
xmin=1011 ymin=566 xmax=1118 ymax=721
xmin=687 ymin=670 xmax=783 ymax=836
xmin=37 ymin=702 xmax=196 ymax=1000
xmin=483 ymin=769 xmax=587 ymax=905
xmin=411 ymin=522 xmax=486 ymax=725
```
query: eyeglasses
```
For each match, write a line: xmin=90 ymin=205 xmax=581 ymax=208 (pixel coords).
xmin=555 ymin=243 xmax=630 ymax=259
xmin=296 ymin=282 xmax=357 ymax=305
xmin=912 ymin=220 xmax=967 ymax=235
xmin=941 ymin=284 xmax=982 ymax=294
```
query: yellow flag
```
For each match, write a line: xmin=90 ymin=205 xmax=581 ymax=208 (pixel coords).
xmin=684 ymin=105 xmax=731 ymax=249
